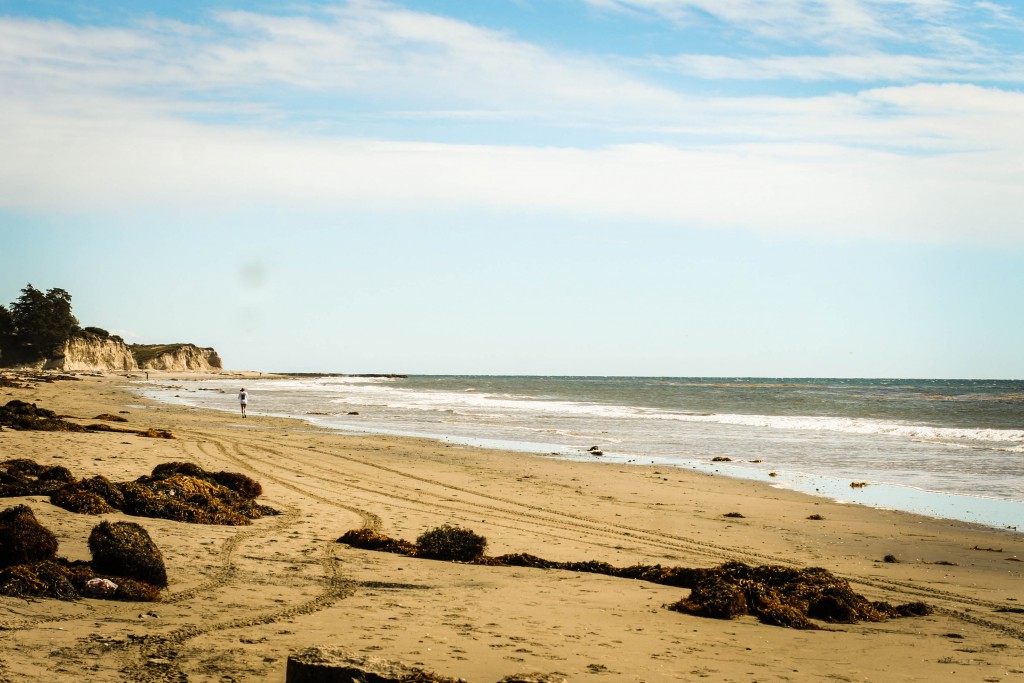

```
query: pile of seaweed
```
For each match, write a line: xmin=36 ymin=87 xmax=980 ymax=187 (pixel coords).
xmin=0 ymin=505 xmax=164 ymax=601
xmin=0 ymin=459 xmax=278 ymax=526
xmin=338 ymin=526 xmax=931 ymax=630
xmin=0 ymin=400 xmax=172 ymax=438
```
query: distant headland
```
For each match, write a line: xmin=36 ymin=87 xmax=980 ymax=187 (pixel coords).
xmin=0 ymin=284 xmax=222 ymax=373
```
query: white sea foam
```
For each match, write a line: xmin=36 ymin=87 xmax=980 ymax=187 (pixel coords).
xmin=136 ymin=375 xmax=1024 ymax=529
xmin=319 ymin=383 xmax=1024 ymax=446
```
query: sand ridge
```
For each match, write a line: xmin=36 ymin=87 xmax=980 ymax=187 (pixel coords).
xmin=0 ymin=372 xmax=1022 ymax=681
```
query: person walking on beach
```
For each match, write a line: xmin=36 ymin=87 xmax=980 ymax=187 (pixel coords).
xmin=238 ymin=388 xmax=248 ymax=417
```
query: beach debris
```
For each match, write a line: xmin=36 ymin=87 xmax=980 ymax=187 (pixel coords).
xmin=849 ymin=482 xmax=869 ymax=488
xmin=0 ymin=458 xmax=76 ymax=497
xmin=0 ymin=459 xmax=277 ymax=525
xmin=147 ymin=461 xmax=263 ymax=499
xmin=666 ymin=562 xmax=931 ymax=629
xmin=587 ymin=445 xmax=604 ymax=456
xmin=0 ymin=504 xmax=59 ymax=568
xmin=93 ymin=413 xmax=128 ymax=422
xmin=338 ymin=525 xmax=486 ymax=562
xmin=807 ymin=514 xmax=825 ymax=521
xmin=416 ymin=524 xmax=488 ymax=562
xmin=498 ymin=675 xmax=568 ymax=683
xmin=50 ymin=483 xmax=117 ymax=515
xmin=0 ymin=400 xmax=173 ymax=437
xmin=338 ymin=526 xmax=932 ymax=630
xmin=0 ymin=400 xmax=83 ymax=432
xmin=723 ymin=512 xmax=745 ymax=518
xmin=338 ymin=528 xmax=419 ymax=555
xmin=883 ymin=555 xmax=900 ymax=563
xmin=52 ymin=474 xmax=125 ymax=515
xmin=769 ymin=472 xmax=779 ymax=477
xmin=135 ymin=428 xmax=175 ymax=439
xmin=89 ymin=520 xmax=168 ymax=587
xmin=286 ymin=647 xmax=464 ymax=683
xmin=83 ymin=576 xmax=119 ymax=598
xmin=0 ymin=510 xmax=163 ymax=602
xmin=116 ymin=478 xmax=250 ymax=526
xmin=711 ymin=457 xmax=732 ymax=462
xmin=0 ymin=559 xmax=80 ymax=600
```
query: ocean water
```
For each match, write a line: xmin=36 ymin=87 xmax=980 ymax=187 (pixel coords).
xmin=140 ymin=376 xmax=1024 ymax=532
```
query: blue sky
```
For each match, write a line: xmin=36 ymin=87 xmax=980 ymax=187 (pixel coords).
xmin=1 ymin=0 xmax=1022 ymax=377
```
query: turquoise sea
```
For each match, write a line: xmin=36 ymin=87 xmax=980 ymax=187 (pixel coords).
xmin=141 ymin=376 xmax=1024 ymax=532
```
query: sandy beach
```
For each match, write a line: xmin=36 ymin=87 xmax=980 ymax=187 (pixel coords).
xmin=1 ymin=372 xmax=1022 ymax=682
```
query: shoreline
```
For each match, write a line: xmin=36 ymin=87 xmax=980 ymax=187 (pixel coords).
xmin=1 ymin=371 xmax=1022 ymax=681
xmin=135 ymin=373 xmax=1024 ymax=535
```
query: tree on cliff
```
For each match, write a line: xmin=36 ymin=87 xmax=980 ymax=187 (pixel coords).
xmin=0 ymin=284 xmax=80 ymax=365
xmin=0 ymin=304 xmax=14 ymax=365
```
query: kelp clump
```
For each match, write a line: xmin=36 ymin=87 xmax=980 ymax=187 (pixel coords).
xmin=89 ymin=520 xmax=167 ymax=587
xmin=0 ymin=560 xmax=80 ymax=600
xmin=0 ymin=504 xmax=59 ymax=568
xmin=0 ymin=400 xmax=84 ymax=432
xmin=50 ymin=475 xmax=122 ymax=515
xmin=0 ymin=459 xmax=277 ymax=526
xmin=0 ymin=400 xmax=171 ymax=437
xmin=0 ymin=506 xmax=164 ymax=602
xmin=144 ymin=462 xmax=263 ymax=499
xmin=0 ymin=459 xmax=76 ymax=497
xmin=416 ymin=524 xmax=488 ymax=562
xmin=338 ymin=528 xmax=418 ymax=555
xmin=93 ymin=414 xmax=128 ymax=422
xmin=667 ymin=561 xmax=931 ymax=629
xmin=338 ymin=526 xmax=931 ymax=630
xmin=337 ymin=525 xmax=486 ymax=562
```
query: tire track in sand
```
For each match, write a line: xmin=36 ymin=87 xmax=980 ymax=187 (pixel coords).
xmin=117 ymin=536 xmax=355 ymax=682
xmin=159 ymin=440 xmax=305 ymax=605
xmin=187 ymin=434 xmax=382 ymax=533
xmin=233 ymin=434 xmax=1024 ymax=642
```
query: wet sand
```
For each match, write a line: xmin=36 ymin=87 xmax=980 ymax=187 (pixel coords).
xmin=1 ymin=372 xmax=1022 ymax=682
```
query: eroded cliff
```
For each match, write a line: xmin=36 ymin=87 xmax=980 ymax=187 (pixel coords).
xmin=130 ymin=344 xmax=223 ymax=371
xmin=43 ymin=335 xmax=139 ymax=372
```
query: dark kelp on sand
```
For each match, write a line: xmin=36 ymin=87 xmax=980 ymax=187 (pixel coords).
xmin=0 ymin=459 xmax=278 ymax=525
xmin=338 ymin=526 xmax=932 ymax=630
xmin=0 ymin=505 xmax=163 ymax=601
xmin=0 ymin=399 xmax=172 ymax=438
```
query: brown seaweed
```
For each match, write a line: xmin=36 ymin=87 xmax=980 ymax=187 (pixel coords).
xmin=0 ymin=504 xmax=59 ymax=568
xmin=415 ymin=524 xmax=487 ymax=562
xmin=338 ymin=526 xmax=932 ymax=630
xmin=0 ymin=459 xmax=278 ymax=526
xmin=89 ymin=521 xmax=168 ymax=588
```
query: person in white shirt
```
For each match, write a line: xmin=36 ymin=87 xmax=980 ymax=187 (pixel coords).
xmin=238 ymin=388 xmax=248 ymax=417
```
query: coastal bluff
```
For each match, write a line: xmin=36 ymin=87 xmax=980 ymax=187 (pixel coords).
xmin=42 ymin=334 xmax=138 ymax=372
xmin=130 ymin=343 xmax=223 ymax=372
xmin=20 ymin=338 xmax=222 ymax=373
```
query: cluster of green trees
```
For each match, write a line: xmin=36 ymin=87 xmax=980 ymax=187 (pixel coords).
xmin=0 ymin=284 xmax=111 ymax=367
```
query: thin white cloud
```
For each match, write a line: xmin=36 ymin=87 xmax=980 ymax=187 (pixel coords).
xmin=0 ymin=6 xmax=684 ymax=121
xmin=1 ymin=3 xmax=1022 ymax=245
xmin=2 ymin=89 xmax=1022 ymax=244
xmin=652 ymin=52 xmax=1024 ymax=82
xmin=585 ymin=0 xmax=1004 ymax=51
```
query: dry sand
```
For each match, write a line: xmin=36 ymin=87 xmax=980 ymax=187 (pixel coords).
xmin=0 ymin=372 xmax=1022 ymax=682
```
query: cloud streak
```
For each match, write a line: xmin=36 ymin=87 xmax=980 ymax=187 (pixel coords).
xmin=584 ymin=0 xmax=997 ymax=49
xmin=1 ymin=2 xmax=1022 ymax=245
